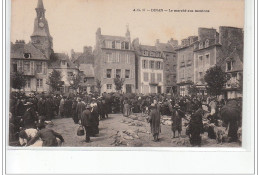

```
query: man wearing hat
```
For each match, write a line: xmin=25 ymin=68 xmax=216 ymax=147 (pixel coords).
xmin=171 ymin=104 xmax=185 ymax=138
xmin=148 ymin=103 xmax=161 ymax=142
xmin=22 ymin=102 xmax=37 ymax=129
xmin=81 ymin=104 xmax=93 ymax=142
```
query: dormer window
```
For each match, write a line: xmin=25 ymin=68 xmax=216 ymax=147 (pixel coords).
xmin=116 ymin=41 xmax=121 ymax=49
xmin=226 ymin=61 xmax=233 ymax=71
xmin=199 ymin=42 xmax=203 ymax=49
xmin=112 ymin=41 xmax=116 ymax=49
xmin=121 ymin=42 xmax=125 ymax=49
xmin=125 ymin=42 xmax=129 ymax=50
xmin=143 ymin=51 xmax=149 ymax=56
xmin=24 ymin=53 xmax=31 ymax=58
xmin=61 ymin=60 xmax=66 ymax=66
xmin=205 ymin=39 xmax=209 ymax=47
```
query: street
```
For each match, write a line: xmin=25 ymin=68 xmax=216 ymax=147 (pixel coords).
xmin=49 ymin=114 xmax=240 ymax=147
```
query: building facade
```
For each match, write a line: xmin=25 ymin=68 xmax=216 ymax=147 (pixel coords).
xmin=155 ymin=39 xmax=178 ymax=94
xmin=193 ymin=27 xmax=243 ymax=96
xmin=93 ymin=28 xmax=136 ymax=93
xmin=79 ymin=64 xmax=95 ymax=93
xmin=48 ymin=53 xmax=79 ymax=94
xmin=176 ymin=36 xmax=198 ymax=96
xmin=10 ymin=0 xmax=52 ymax=94
xmin=132 ymin=39 xmax=164 ymax=94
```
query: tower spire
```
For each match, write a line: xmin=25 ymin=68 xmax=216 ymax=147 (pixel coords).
xmin=36 ymin=0 xmax=45 ymax=9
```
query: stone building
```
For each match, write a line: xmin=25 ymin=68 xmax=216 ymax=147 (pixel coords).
xmin=221 ymin=48 xmax=243 ymax=99
xmin=48 ymin=53 xmax=79 ymax=93
xmin=10 ymin=0 xmax=53 ymax=94
xmin=93 ymin=27 xmax=136 ymax=93
xmin=132 ymin=39 xmax=164 ymax=94
xmin=193 ymin=27 xmax=243 ymax=95
xmin=155 ymin=39 xmax=178 ymax=94
xmin=78 ymin=64 xmax=95 ymax=93
xmin=71 ymin=46 xmax=94 ymax=66
xmin=176 ymin=36 xmax=198 ymax=96
xmin=11 ymin=40 xmax=49 ymax=93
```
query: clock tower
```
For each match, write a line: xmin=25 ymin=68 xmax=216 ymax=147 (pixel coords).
xmin=31 ymin=0 xmax=53 ymax=59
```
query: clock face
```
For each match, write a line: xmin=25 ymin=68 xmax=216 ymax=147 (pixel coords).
xmin=39 ymin=22 xmax=44 ymax=28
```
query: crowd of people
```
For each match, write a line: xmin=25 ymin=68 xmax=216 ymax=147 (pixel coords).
xmin=9 ymin=91 xmax=242 ymax=147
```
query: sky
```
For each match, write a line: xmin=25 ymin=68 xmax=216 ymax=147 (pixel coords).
xmin=11 ymin=0 xmax=244 ymax=55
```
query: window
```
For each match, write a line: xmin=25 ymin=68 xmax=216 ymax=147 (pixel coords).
xmin=25 ymin=78 xmax=31 ymax=88
xmin=116 ymin=41 xmax=121 ymax=49
xmin=84 ymin=77 xmax=87 ymax=83
xmin=125 ymin=69 xmax=130 ymax=78
xmin=126 ymin=54 xmax=130 ymax=64
xmin=107 ymin=84 xmax=112 ymax=89
xmin=43 ymin=62 xmax=47 ymax=74
xmin=116 ymin=69 xmax=121 ymax=78
xmin=106 ymin=69 xmax=112 ymax=78
xmin=156 ymin=52 xmax=161 ymax=57
xmin=226 ymin=61 xmax=233 ymax=71
xmin=199 ymin=72 xmax=203 ymax=79
xmin=36 ymin=62 xmax=42 ymax=73
xmin=116 ymin=53 xmax=120 ymax=62
xmin=112 ymin=41 xmax=116 ymax=49
xmin=23 ymin=53 xmax=31 ymax=58
xmin=61 ymin=60 xmax=66 ymax=65
xmin=173 ymin=65 xmax=176 ymax=70
xmin=156 ymin=61 xmax=161 ymax=69
xmin=205 ymin=40 xmax=209 ymax=47
xmin=151 ymin=73 xmax=155 ymax=83
xmin=13 ymin=62 xmax=17 ymax=72
xmin=150 ymin=61 xmax=155 ymax=69
xmin=150 ymin=52 xmax=155 ymax=57
xmin=68 ymin=72 xmax=73 ymax=77
xmin=142 ymin=60 xmax=147 ymax=69
xmin=199 ymin=56 xmax=203 ymax=66
xmin=17 ymin=60 xmax=23 ymax=72
xmin=157 ymin=73 xmax=162 ymax=82
xmin=23 ymin=61 xmax=30 ymax=73
xmin=36 ymin=79 xmax=43 ymax=88
xmin=199 ymin=42 xmax=203 ymax=49
xmin=121 ymin=42 xmax=125 ymax=49
xmin=143 ymin=51 xmax=149 ymax=56
xmin=125 ymin=42 xmax=129 ymax=50
xmin=106 ymin=41 xmax=112 ymax=48
xmin=143 ymin=72 xmax=149 ymax=82
xmin=187 ymin=60 xmax=192 ymax=66
xmin=106 ymin=53 xmax=112 ymax=63
xmin=205 ymin=54 xmax=210 ymax=65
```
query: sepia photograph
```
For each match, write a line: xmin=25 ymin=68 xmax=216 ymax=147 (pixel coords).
xmin=9 ymin=0 xmax=245 ymax=148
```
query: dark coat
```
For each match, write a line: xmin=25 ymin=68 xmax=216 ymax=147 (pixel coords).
xmin=149 ymin=107 xmax=161 ymax=135
xmin=76 ymin=102 xmax=85 ymax=119
xmin=81 ymin=109 xmax=93 ymax=127
xmin=27 ymin=128 xmax=64 ymax=147
xmin=23 ymin=107 xmax=37 ymax=129
xmin=37 ymin=99 xmax=46 ymax=116
xmin=171 ymin=109 xmax=184 ymax=132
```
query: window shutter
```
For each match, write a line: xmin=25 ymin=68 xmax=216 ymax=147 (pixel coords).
xmin=131 ymin=69 xmax=134 ymax=78
xmin=161 ymin=62 xmax=163 ymax=70
xmin=30 ymin=61 xmax=34 ymax=74
xmin=104 ymin=69 xmax=106 ymax=78
xmin=113 ymin=69 xmax=116 ymax=78
xmin=121 ymin=69 xmax=125 ymax=78
xmin=142 ymin=60 xmax=144 ymax=69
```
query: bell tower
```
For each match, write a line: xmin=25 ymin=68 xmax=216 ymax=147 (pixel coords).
xmin=31 ymin=0 xmax=53 ymax=59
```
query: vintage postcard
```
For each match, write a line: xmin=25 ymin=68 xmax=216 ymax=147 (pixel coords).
xmin=9 ymin=0 xmax=244 ymax=148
